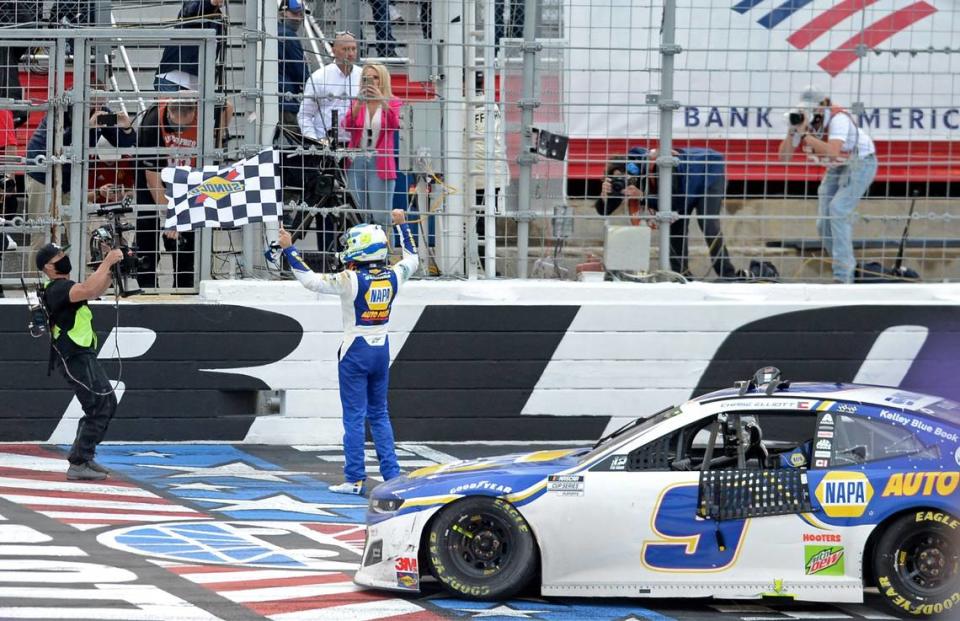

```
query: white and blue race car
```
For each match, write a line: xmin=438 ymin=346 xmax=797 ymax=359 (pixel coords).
xmin=356 ymin=369 xmax=960 ymax=617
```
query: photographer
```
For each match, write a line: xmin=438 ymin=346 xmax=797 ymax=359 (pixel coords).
xmin=25 ymin=103 xmax=136 ymax=251
xmin=596 ymin=146 xmax=741 ymax=279
xmin=778 ymin=86 xmax=877 ymax=284
xmin=36 ymin=241 xmax=123 ymax=481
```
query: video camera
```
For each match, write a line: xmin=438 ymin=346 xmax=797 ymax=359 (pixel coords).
xmin=89 ymin=195 xmax=143 ymax=296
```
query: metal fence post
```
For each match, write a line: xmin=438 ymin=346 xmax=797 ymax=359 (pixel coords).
xmin=657 ymin=0 xmax=680 ymax=272
xmin=198 ymin=38 xmax=218 ymax=283
xmin=68 ymin=37 xmax=88 ymax=275
xmin=515 ymin=0 xmax=540 ymax=279
xmin=483 ymin=0 xmax=497 ymax=278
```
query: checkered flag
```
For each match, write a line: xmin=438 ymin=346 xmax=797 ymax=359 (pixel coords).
xmin=161 ymin=149 xmax=281 ymax=231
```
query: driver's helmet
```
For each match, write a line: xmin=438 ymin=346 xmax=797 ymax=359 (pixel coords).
xmin=339 ymin=223 xmax=388 ymax=264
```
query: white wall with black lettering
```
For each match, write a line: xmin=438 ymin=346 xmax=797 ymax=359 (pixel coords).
xmin=1 ymin=281 xmax=956 ymax=444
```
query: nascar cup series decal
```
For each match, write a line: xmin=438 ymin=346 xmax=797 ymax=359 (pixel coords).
xmin=546 ymin=475 xmax=584 ymax=497
xmin=815 ymin=471 xmax=874 ymax=518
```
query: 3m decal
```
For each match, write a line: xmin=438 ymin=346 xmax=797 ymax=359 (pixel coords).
xmin=642 ymin=484 xmax=748 ymax=572
xmin=395 ymin=557 xmax=418 ymax=572
xmin=804 ymin=545 xmax=845 ymax=576
xmin=882 ymin=472 xmax=960 ymax=497
xmin=815 ymin=472 xmax=874 ymax=518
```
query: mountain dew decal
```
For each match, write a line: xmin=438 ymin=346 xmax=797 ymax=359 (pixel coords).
xmin=805 ymin=545 xmax=845 ymax=576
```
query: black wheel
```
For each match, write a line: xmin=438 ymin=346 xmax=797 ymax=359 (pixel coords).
xmin=427 ymin=496 xmax=537 ymax=600
xmin=874 ymin=510 xmax=960 ymax=618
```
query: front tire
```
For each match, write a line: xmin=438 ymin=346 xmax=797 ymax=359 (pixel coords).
xmin=873 ymin=510 xmax=960 ymax=618
xmin=427 ymin=496 xmax=537 ymax=600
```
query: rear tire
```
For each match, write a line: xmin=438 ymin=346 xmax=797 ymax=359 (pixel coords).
xmin=427 ymin=496 xmax=537 ymax=600
xmin=873 ymin=510 xmax=960 ymax=618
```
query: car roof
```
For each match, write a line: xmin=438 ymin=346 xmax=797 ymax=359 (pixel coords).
xmin=694 ymin=382 xmax=960 ymax=425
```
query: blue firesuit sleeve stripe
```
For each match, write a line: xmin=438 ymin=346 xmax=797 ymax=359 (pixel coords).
xmin=282 ymin=246 xmax=311 ymax=272
xmin=396 ymin=223 xmax=416 ymax=255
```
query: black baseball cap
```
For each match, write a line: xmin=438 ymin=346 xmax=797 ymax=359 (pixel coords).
xmin=35 ymin=243 xmax=69 ymax=271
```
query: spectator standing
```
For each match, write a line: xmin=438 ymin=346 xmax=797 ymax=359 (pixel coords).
xmin=366 ymin=0 xmax=398 ymax=57
xmin=298 ymin=32 xmax=360 ymax=144
xmin=277 ymin=0 xmax=308 ymax=131
xmin=278 ymin=209 xmax=418 ymax=495
xmin=25 ymin=105 xmax=136 ymax=250
xmin=0 ymin=0 xmax=41 ymax=128
xmin=596 ymin=146 xmax=741 ymax=279
xmin=778 ymin=86 xmax=877 ymax=283
xmin=342 ymin=63 xmax=401 ymax=227
xmin=134 ymin=97 xmax=199 ymax=289
xmin=154 ymin=0 xmax=226 ymax=93
xmin=36 ymin=241 xmax=123 ymax=481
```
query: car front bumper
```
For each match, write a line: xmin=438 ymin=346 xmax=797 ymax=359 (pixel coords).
xmin=354 ymin=506 xmax=442 ymax=594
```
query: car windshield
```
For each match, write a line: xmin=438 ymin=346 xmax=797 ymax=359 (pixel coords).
xmin=580 ymin=405 xmax=683 ymax=461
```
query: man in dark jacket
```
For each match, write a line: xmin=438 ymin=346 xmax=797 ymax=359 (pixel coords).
xmin=596 ymin=146 xmax=741 ymax=279
xmin=278 ymin=0 xmax=308 ymax=130
xmin=154 ymin=0 xmax=226 ymax=92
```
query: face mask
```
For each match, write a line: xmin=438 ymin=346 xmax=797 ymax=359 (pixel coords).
xmin=52 ymin=255 xmax=72 ymax=275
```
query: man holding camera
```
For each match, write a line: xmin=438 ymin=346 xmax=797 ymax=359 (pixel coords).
xmin=595 ymin=146 xmax=740 ymax=279
xmin=36 ymin=241 xmax=123 ymax=481
xmin=25 ymin=104 xmax=136 ymax=251
xmin=778 ymin=86 xmax=877 ymax=284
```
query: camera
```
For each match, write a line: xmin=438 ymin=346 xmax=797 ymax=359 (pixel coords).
xmin=98 ymin=112 xmax=118 ymax=127
xmin=786 ymin=108 xmax=824 ymax=129
xmin=608 ymin=176 xmax=640 ymax=197
xmin=89 ymin=196 xmax=143 ymax=296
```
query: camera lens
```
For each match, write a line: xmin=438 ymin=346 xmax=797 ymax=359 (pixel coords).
xmin=789 ymin=112 xmax=804 ymax=126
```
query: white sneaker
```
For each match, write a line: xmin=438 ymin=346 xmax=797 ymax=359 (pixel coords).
xmin=329 ymin=480 xmax=366 ymax=495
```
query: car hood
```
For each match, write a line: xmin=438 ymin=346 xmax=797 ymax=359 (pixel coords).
xmin=372 ymin=448 xmax=590 ymax=502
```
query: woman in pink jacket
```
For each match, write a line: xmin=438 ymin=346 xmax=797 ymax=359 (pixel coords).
xmin=342 ymin=63 xmax=402 ymax=227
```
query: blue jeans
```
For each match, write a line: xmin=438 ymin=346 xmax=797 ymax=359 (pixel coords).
xmin=338 ymin=337 xmax=400 ymax=483
xmin=347 ymin=155 xmax=395 ymax=227
xmin=817 ymin=154 xmax=878 ymax=283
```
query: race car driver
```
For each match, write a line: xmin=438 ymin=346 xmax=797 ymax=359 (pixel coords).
xmin=279 ymin=209 xmax=418 ymax=495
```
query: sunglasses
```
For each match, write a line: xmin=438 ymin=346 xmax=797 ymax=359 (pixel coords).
xmin=334 ymin=30 xmax=356 ymax=37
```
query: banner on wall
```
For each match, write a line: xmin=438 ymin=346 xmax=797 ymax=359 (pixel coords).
xmin=563 ymin=0 xmax=956 ymax=142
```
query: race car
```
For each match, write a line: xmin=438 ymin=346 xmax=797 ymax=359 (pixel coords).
xmin=356 ymin=368 xmax=960 ymax=617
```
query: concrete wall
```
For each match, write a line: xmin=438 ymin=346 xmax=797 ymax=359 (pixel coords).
xmin=1 ymin=280 xmax=958 ymax=444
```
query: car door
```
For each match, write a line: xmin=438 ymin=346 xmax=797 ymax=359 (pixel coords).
xmin=529 ymin=412 xmax=743 ymax=593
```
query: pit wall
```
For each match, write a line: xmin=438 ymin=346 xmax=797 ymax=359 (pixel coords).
xmin=1 ymin=280 xmax=957 ymax=444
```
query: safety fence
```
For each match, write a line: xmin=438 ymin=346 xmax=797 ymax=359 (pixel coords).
xmin=0 ymin=0 xmax=957 ymax=293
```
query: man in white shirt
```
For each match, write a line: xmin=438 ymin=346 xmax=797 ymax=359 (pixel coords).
xmin=779 ymin=86 xmax=878 ymax=284
xmin=298 ymin=32 xmax=361 ymax=144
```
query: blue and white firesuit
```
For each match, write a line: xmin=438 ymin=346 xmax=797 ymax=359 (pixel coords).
xmin=283 ymin=223 xmax=418 ymax=483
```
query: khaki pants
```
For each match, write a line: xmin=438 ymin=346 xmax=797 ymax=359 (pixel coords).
xmin=24 ymin=175 xmax=62 ymax=254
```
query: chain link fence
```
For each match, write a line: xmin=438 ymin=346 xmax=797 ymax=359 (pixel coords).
xmin=0 ymin=0 xmax=956 ymax=293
